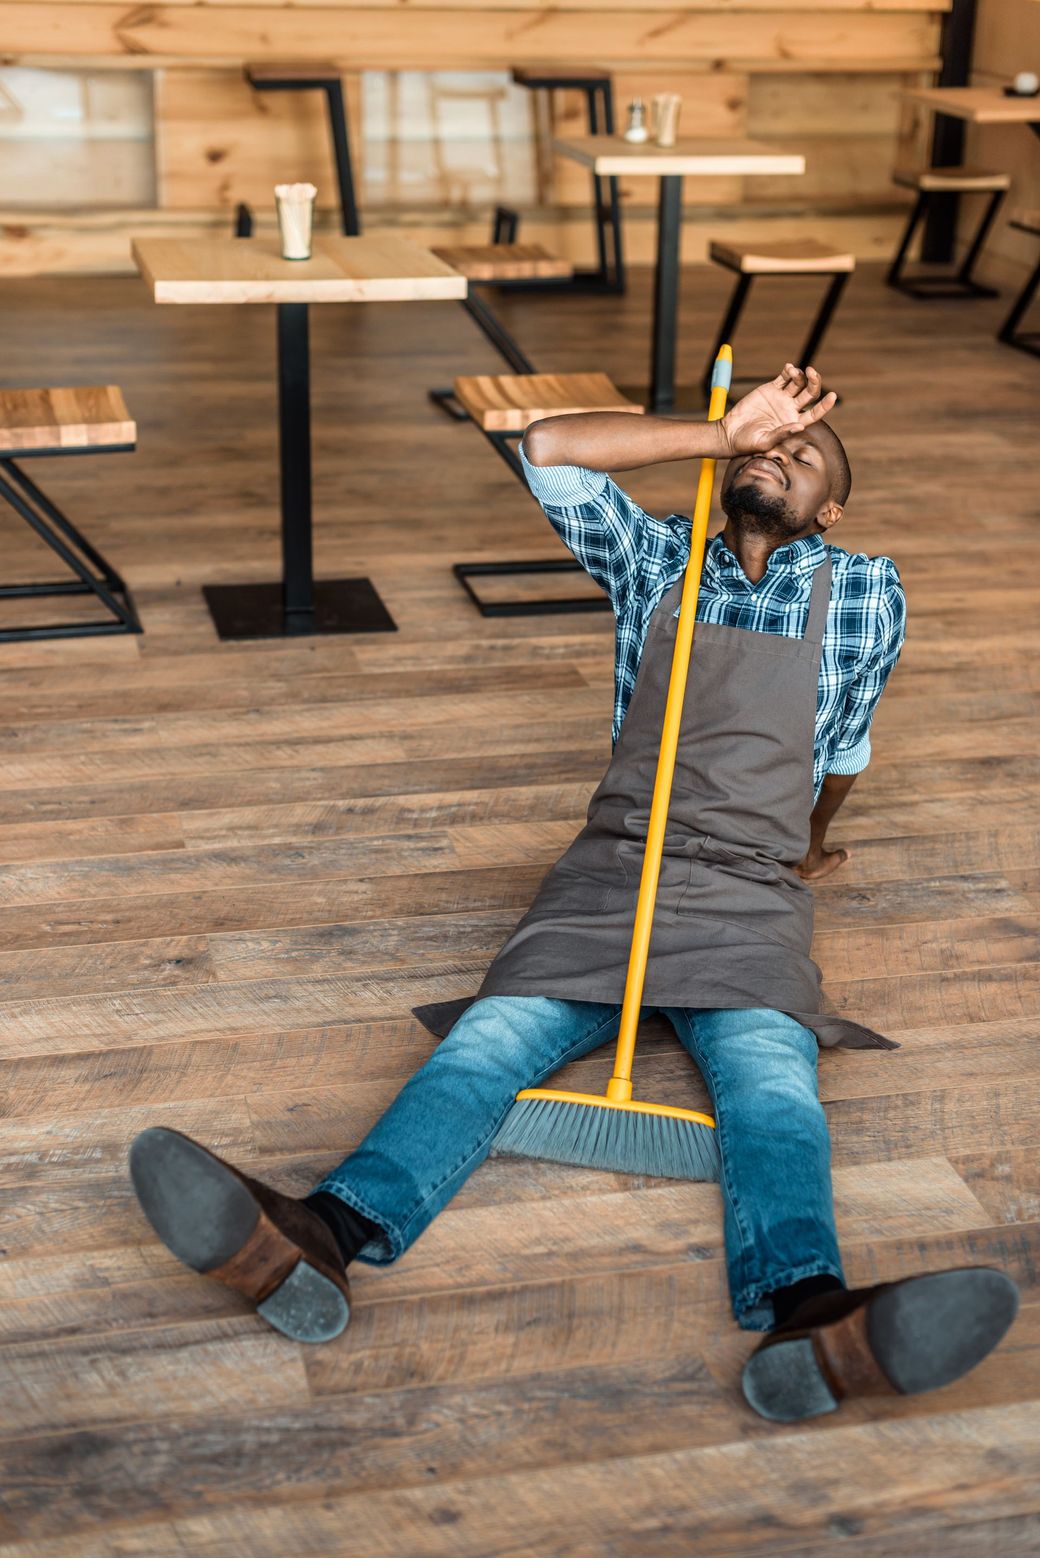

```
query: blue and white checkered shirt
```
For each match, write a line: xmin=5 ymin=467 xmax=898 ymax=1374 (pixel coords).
xmin=520 ymin=445 xmax=906 ymax=801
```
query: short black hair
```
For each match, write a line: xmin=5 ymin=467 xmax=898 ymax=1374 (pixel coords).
xmin=816 ymin=422 xmax=852 ymax=506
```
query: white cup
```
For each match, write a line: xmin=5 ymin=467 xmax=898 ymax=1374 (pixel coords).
xmin=1013 ymin=70 xmax=1039 ymax=95
xmin=652 ymin=93 xmax=682 ymax=149
xmin=275 ymin=182 xmax=317 ymax=260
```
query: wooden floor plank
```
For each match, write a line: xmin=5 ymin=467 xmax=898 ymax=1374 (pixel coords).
xmin=0 ymin=266 xmax=1036 ymax=1552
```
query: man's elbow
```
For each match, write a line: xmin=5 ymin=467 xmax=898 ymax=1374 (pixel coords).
xmin=521 ymin=418 xmax=561 ymax=466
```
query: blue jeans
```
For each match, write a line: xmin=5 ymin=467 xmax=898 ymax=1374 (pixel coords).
xmin=312 ymin=997 xmax=845 ymax=1331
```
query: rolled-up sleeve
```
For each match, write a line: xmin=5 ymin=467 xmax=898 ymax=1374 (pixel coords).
xmin=828 ymin=559 xmax=906 ymax=775
xmin=519 ymin=440 xmax=660 ymax=614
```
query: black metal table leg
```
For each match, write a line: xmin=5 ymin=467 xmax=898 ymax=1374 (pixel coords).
xmin=278 ymin=302 xmax=314 ymax=631
xmin=325 ymin=79 xmax=361 ymax=236
xmin=650 ymin=175 xmax=684 ymax=413
xmin=921 ymin=0 xmax=976 ymax=263
xmin=202 ymin=302 xmax=397 ymax=639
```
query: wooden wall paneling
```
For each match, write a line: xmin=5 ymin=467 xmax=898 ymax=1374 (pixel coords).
xmin=0 ymin=0 xmax=955 ymax=9
xmin=155 ymin=67 xmax=363 ymax=214
xmin=0 ymin=7 xmax=945 ymax=72
xmin=745 ymin=70 xmax=931 ymax=202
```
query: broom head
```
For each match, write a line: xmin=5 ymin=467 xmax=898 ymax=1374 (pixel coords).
xmin=492 ymin=1088 xmax=720 ymax=1182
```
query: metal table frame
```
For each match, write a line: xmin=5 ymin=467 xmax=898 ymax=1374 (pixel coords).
xmin=201 ymin=300 xmax=398 ymax=639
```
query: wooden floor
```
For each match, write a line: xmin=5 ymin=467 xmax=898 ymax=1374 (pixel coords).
xmin=0 ymin=265 xmax=1038 ymax=1556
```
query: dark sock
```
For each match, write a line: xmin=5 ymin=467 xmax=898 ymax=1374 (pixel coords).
xmin=770 ymin=1273 xmax=845 ymax=1327
xmin=303 ymin=1191 xmax=382 ymax=1267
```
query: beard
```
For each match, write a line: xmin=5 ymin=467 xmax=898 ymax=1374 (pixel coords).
xmin=721 ymin=478 xmax=803 ymax=539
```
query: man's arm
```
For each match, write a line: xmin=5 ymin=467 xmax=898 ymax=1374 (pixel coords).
xmin=523 ymin=364 xmax=837 ymax=471
xmin=797 ymin=560 xmax=907 ymax=882
xmin=797 ymin=773 xmax=857 ymax=881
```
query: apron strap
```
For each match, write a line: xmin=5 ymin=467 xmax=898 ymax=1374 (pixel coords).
xmin=804 ymin=553 xmax=833 ymax=645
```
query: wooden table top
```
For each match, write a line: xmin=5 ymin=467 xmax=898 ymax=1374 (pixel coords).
xmin=553 ymin=136 xmax=805 ymax=177
xmin=132 ymin=236 xmax=468 ymax=305
xmin=903 ymin=86 xmax=1040 ymax=123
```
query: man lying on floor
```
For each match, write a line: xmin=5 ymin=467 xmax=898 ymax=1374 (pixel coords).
xmin=129 ymin=364 xmax=1018 ymax=1423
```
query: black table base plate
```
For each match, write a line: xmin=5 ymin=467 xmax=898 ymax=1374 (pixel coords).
xmin=202 ymin=578 xmax=397 ymax=640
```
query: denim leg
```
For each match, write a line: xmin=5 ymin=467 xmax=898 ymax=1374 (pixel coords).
xmin=664 ymin=1007 xmax=845 ymax=1332
xmin=312 ymin=996 xmax=621 ymax=1264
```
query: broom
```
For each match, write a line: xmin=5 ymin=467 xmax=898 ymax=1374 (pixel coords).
xmin=491 ymin=347 xmax=735 ymax=1182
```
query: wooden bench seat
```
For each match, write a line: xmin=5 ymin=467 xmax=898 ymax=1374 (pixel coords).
xmin=0 ymin=384 xmax=139 ymax=640
xmin=709 ymin=238 xmax=855 ymax=276
xmin=894 ymin=165 xmax=1011 ymax=194
xmin=431 ymin=243 xmax=573 ymax=283
xmin=887 ymin=165 xmax=1008 ymax=298
xmin=998 ymin=211 xmax=1040 ymax=356
xmin=452 ymin=372 xmax=643 ymax=433
xmin=0 ymin=386 xmax=135 ymax=457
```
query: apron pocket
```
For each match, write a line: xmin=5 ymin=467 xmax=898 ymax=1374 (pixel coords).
xmin=697 ymin=837 xmax=792 ymax=886
xmin=609 ymin=835 xmax=699 ymax=913
xmin=677 ymin=848 xmax=810 ymax=952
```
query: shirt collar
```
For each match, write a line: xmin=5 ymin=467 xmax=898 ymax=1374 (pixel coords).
xmin=706 ymin=531 xmax=825 ymax=584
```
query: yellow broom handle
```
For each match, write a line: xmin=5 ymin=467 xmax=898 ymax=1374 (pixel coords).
xmin=606 ymin=346 xmax=732 ymax=1102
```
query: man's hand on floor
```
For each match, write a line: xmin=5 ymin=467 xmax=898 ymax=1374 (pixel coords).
xmin=718 ymin=364 xmax=837 ymax=458
xmin=796 ymin=844 xmax=850 ymax=882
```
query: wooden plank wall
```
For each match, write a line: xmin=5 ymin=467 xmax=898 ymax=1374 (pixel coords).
xmin=1 ymin=0 xmax=949 ymax=275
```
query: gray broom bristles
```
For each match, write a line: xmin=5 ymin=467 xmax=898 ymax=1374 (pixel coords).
xmin=491 ymin=1096 xmax=721 ymax=1182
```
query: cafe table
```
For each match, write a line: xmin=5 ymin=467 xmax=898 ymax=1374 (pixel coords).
xmin=904 ymin=86 xmax=1040 ymax=139
xmin=132 ymin=235 xmax=466 ymax=639
xmin=900 ymin=87 xmax=1040 ymax=267
xmin=553 ymin=137 xmax=805 ymax=412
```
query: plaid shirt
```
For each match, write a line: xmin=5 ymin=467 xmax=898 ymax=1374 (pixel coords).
xmin=520 ymin=447 xmax=906 ymax=801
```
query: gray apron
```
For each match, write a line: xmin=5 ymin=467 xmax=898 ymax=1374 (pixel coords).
xmin=416 ymin=553 xmax=896 ymax=1051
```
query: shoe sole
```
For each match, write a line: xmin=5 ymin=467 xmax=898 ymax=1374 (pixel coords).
xmin=742 ymin=1267 xmax=1019 ymax=1423
xmin=129 ymin=1127 xmax=350 ymax=1344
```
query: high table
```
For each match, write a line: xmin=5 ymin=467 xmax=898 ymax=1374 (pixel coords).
xmin=903 ymin=88 xmax=1040 ymax=261
xmin=904 ymin=86 xmax=1040 ymax=140
xmin=132 ymin=236 xmax=466 ymax=639
xmin=553 ymin=137 xmax=805 ymax=412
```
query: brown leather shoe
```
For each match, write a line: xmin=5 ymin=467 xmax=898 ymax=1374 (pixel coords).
xmin=129 ymin=1127 xmax=351 ymax=1343
xmin=742 ymin=1267 xmax=1019 ymax=1422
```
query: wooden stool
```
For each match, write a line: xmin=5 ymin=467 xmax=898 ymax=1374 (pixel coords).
xmin=0 ymin=386 xmax=141 ymax=641
xmin=236 ymin=62 xmax=360 ymax=239
xmin=702 ymin=240 xmax=854 ymax=401
xmin=428 ymin=243 xmax=574 ymax=416
xmin=887 ymin=167 xmax=1009 ymax=298
xmin=998 ymin=211 xmax=1040 ymax=357
xmin=507 ymin=66 xmax=624 ymax=293
xmin=451 ymin=371 xmax=642 ymax=615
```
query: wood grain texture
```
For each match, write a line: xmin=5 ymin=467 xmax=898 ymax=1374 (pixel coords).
xmin=708 ymin=237 xmax=856 ymax=272
xmin=1 ymin=6 xmax=944 ymax=70
xmin=132 ymin=235 xmax=468 ymax=304
xmin=554 ymin=135 xmax=806 ymax=177
xmin=0 ymin=385 xmax=134 ymax=453
xmin=0 ymin=265 xmax=1035 ymax=1551
xmin=430 ymin=243 xmax=572 ymax=282
xmin=905 ymin=85 xmax=1040 ymax=123
xmin=453 ymin=371 xmax=643 ymax=431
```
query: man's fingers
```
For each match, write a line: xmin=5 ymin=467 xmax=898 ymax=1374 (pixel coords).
xmin=792 ymin=365 xmax=822 ymax=408
xmin=779 ymin=362 xmax=806 ymax=398
xmin=802 ymin=390 xmax=838 ymax=423
xmin=760 ymin=421 xmax=806 ymax=448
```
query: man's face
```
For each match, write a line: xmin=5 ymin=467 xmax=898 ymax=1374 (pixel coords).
xmin=720 ymin=425 xmax=839 ymax=537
